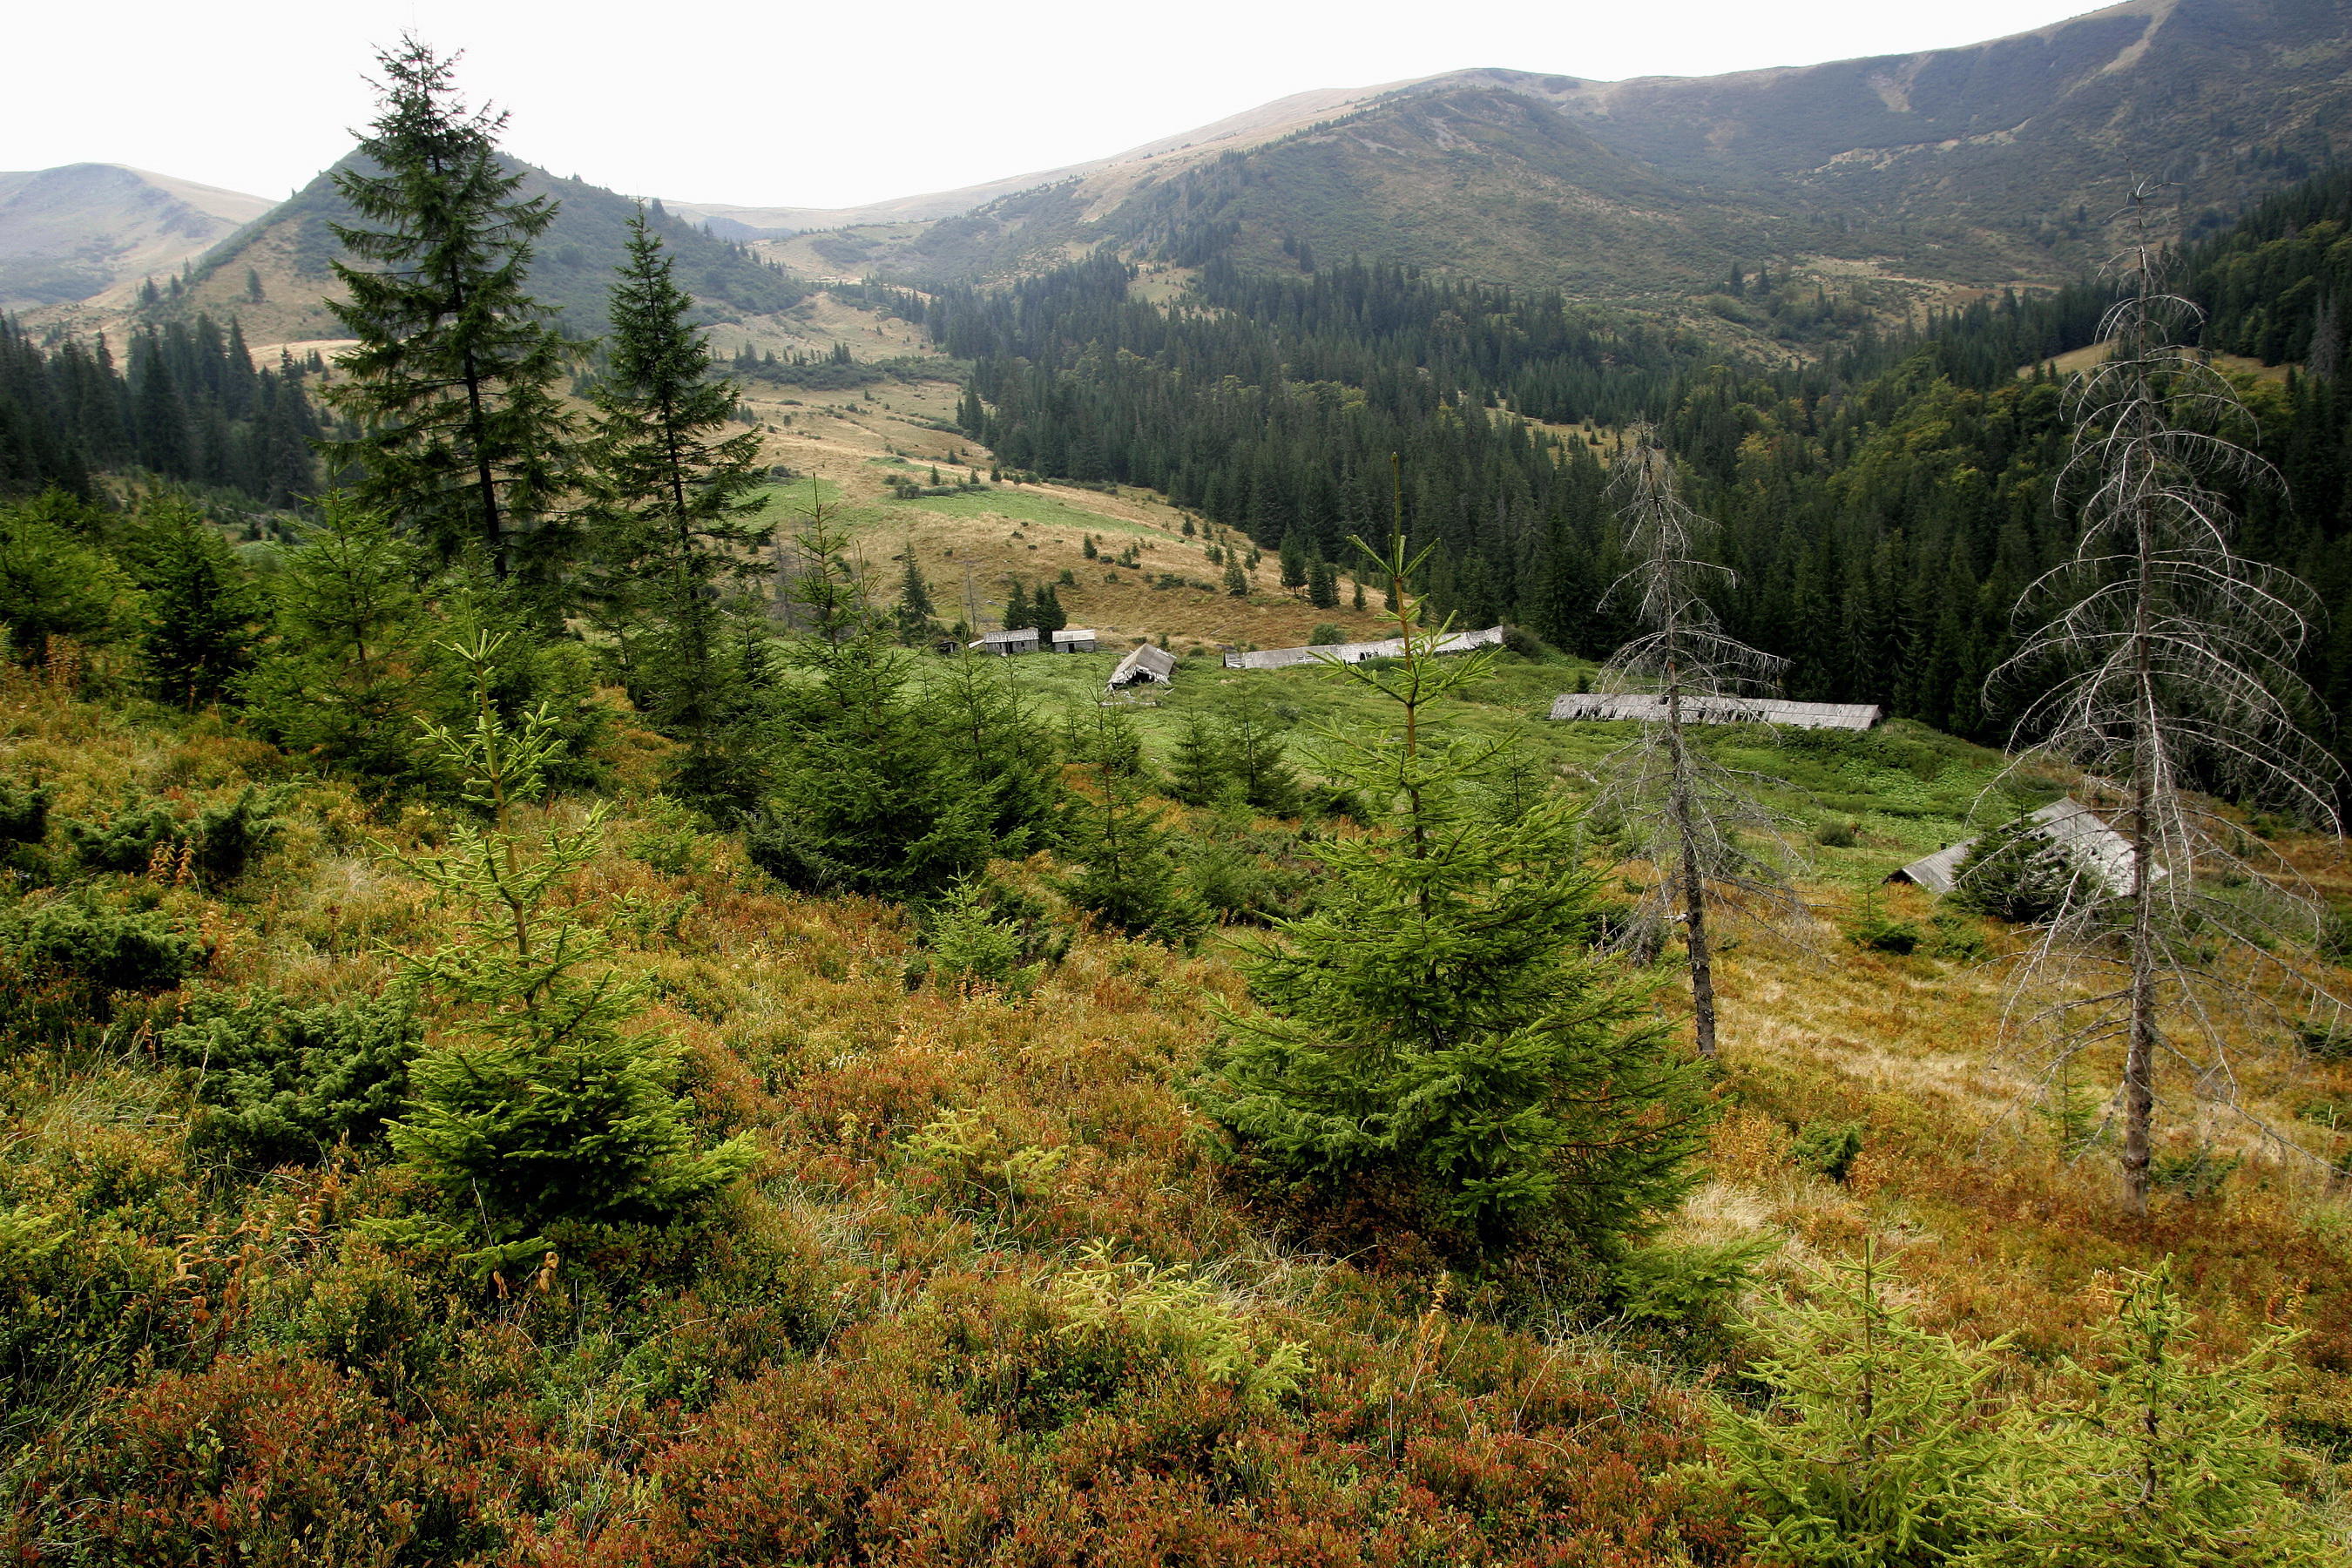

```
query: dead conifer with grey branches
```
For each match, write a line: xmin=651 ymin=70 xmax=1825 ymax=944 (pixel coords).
xmin=1592 ymin=427 xmax=1812 ymax=1059
xmin=1984 ymin=185 xmax=2348 ymax=1215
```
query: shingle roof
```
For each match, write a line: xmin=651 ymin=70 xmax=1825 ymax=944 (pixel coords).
xmin=1547 ymin=693 xmax=1884 ymax=731
xmin=1221 ymin=625 xmax=1504 ymax=671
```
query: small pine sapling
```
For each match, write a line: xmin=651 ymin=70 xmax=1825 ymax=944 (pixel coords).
xmin=1056 ymin=703 xmax=1203 ymax=943
xmin=1193 ymin=520 xmax=1713 ymax=1260
xmin=1961 ymin=1264 xmax=2330 ymax=1566
xmin=1166 ymin=711 xmax=1235 ymax=808
xmin=380 ymin=633 xmax=754 ymax=1271
xmin=1712 ymin=1243 xmax=2006 ymax=1567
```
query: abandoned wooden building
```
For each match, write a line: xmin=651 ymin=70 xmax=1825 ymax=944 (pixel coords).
xmin=1107 ymin=644 xmax=1178 ymax=690
xmin=1222 ymin=625 xmax=1506 ymax=671
xmin=1547 ymin=694 xmax=1886 ymax=731
xmin=971 ymin=628 xmax=1040 ymax=656
xmin=1891 ymin=797 xmax=2159 ymax=899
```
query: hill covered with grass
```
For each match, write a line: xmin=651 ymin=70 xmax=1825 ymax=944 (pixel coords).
xmin=2 ymin=578 xmax=2348 ymax=1561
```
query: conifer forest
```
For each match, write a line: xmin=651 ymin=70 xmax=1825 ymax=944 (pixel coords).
xmin=7 ymin=16 xmax=2352 ymax=1565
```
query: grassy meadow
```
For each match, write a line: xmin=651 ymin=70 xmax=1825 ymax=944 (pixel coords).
xmin=4 ymin=625 xmax=2349 ymax=1560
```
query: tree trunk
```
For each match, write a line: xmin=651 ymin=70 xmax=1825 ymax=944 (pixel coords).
xmin=2121 ymin=490 xmax=2159 ymax=1216
xmin=1666 ymin=664 xmax=1719 ymax=1059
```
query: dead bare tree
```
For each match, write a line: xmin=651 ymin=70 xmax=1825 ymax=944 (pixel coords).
xmin=1988 ymin=186 xmax=2347 ymax=1214
xmin=1592 ymin=427 xmax=1811 ymax=1059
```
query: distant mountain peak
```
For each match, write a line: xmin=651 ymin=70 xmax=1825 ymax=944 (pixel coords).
xmin=0 ymin=163 xmax=273 ymax=311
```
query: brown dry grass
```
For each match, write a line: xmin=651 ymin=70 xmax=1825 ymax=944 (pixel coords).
xmin=741 ymin=372 xmax=1396 ymax=653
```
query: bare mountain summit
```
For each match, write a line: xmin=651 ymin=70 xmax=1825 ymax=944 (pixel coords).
xmin=0 ymin=164 xmax=274 ymax=310
xmin=663 ymin=81 xmax=1433 ymax=238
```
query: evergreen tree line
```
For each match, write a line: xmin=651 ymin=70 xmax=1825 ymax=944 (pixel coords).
xmin=909 ymin=168 xmax=2352 ymax=760
xmin=0 ymin=314 xmax=328 ymax=506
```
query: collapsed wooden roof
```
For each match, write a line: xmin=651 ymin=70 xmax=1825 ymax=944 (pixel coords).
xmin=1107 ymin=643 xmax=1178 ymax=688
xmin=1547 ymin=693 xmax=1885 ymax=731
xmin=1893 ymin=798 xmax=2158 ymax=898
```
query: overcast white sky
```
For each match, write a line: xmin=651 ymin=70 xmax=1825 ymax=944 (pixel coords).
xmin=10 ymin=0 xmax=2116 ymax=208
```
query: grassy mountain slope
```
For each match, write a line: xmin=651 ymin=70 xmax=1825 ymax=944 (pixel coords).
xmin=778 ymin=0 xmax=2349 ymax=308
xmin=666 ymin=83 xmax=1432 ymax=239
xmin=25 ymin=159 xmax=809 ymax=350
xmin=1544 ymin=0 xmax=2350 ymax=236
xmin=0 ymin=164 xmax=273 ymax=312
xmin=3 ymin=643 xmax=2346 ymax=1558
xmin=718 ymin=301 xmax=1400 ymax=653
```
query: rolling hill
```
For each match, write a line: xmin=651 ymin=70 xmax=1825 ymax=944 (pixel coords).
xmin=20 ymin=159 xmax=814 ymax=351
xmin=0 ymin=164 xmax=273 ymax=311
xmin=729 ymin=0 xmax=2352 ymax=303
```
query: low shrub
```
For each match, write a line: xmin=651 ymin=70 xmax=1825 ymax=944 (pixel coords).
xmin=1846 ymin=889 xmax=1921 ymax=955
xmin=4 ymin=1352 xmax=502 ymax=1565
xmin=0 ymin=779 xmax=51 ymax=847
xmin=63 ymin=801 xmax=180 ymax=875
xmin=2148 ymin=1147 xmax=2242 ymax=1201
xmin=1044 ymin=1242 xmax=1312 ymax=1409
xmin=1927 ymin=904 xmax=1991 ymax=962
xmin=2295 ymin=1018 xmax=2352 ymax=1063
xmin=1789 ymin=1121 xmax=1866 ymax=1182
xmin=182 ymin=784 xmax=289 ymax=889
xmin=0 ymin=896 xmax=204 ymax=996
xmin=162 ymin=990 xmax=422 ymax=1163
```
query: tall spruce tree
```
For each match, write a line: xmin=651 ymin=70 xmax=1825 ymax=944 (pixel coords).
xmin=585 ymin=210 xmax=771 ymax=808
xmin=323 ymin=37 xmax=576 ymax=584
xmin=895 ymin=544 xmax=937 ymax=645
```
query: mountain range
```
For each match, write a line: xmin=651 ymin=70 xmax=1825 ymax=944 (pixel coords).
xmin=8 ymin=0 xmax=2349 ymax=339
xmin=725 ymin=0 xmax=2352 ymax=299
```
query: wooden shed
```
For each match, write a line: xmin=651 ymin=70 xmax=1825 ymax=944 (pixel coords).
xmin=971 ymin=629 xmax=1040 ymax=657
xmin=1051 ymin=628 xmax=1098 ymax=652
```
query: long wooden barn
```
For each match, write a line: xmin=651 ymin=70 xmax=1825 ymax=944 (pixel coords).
xmin=1547 ymin=693 xmax=1884 ymax=731
xmin=1222 ymin=625 xmax=1505 ymax=672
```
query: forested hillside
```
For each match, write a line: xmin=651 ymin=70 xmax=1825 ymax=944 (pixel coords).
xmin=0 ymin=312 xmax=327 ymax=507
xmin=58 ymin=162 xmax=810 ymax=353
xmin=5 ymin=30 xmax=2352 ymax=1568
xmin=932 ymin=165 xmax=2352 ymax=760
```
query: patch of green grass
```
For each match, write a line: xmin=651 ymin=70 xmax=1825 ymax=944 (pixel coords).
xmin=745 ymin=478 xmax=841 ymax=518
xmin=911 ymin=651 xmax=2010 ymax=881
xmin=889 ymin=487 xmax=1171 ymax=537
